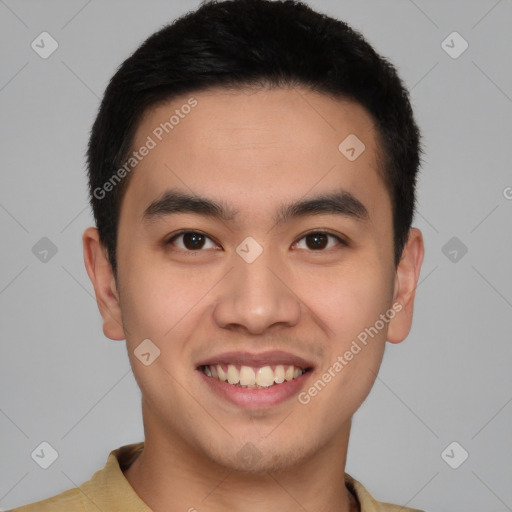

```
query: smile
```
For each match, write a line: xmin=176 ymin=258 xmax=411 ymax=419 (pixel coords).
xmin=195 ymin=350 xmax=314 ymax=407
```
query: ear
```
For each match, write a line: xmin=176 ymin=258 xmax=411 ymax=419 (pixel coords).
xmin=82 ymin=227 xmax=125 ymax=341
xmin=387 ymin=227 xmax=424 ymax=344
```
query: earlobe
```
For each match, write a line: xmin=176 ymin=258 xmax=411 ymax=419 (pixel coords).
xmin=387 ymin=228 xmax=424 ymax=344
xmin=82 ymin=227 xmax=125 ymax=341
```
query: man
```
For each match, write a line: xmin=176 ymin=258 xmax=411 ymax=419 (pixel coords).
xmin=10 ymin=0 xmax=425 ymax=510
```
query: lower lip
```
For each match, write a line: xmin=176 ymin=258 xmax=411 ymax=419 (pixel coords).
xmin=198 ymin=369 xmax=312 ymax=408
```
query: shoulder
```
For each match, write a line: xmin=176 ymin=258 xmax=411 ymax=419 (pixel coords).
xmin=7 ymin=442 xmax=146 ymax=512
xmin=377 ymin=503 xmax=425 ymax=512
xmin=6 ymin=487 xmax=86 ymax=511
xmin=345 ymin=472 xmax=426 ymax=512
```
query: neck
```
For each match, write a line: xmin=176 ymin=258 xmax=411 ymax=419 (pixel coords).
xmin=124 ymin=404 xmax=358 ymax=512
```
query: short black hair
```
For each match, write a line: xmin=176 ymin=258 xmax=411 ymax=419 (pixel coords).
xmin=87 ymin=0 xmax=422 ymax=278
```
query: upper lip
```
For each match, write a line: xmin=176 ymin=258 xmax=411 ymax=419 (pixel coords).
xmin=196 ymin=350 xmax=315 ymax=370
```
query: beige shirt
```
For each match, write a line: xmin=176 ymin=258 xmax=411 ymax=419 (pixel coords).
xmin=9 ymin=442 xmax=425 ymax=512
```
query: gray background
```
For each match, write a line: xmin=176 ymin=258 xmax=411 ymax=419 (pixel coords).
xmin=1 ymin=1 xmax=511 ymax=510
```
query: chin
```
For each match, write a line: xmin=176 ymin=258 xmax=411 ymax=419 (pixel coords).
xmin=204 ymin=436 xmax=315 ymax=474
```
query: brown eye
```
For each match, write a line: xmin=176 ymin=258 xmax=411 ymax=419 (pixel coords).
xmin=295 ymin=232 xmax=345 ymax=251
xmin=167 ymin=231 xmax=218 ymax=251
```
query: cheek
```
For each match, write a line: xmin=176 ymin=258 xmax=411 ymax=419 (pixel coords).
xmin=117 ymin=251 xmax=222 ymax=381
xmin=308 ymin=263 xmax=393 ymax=339
xmin=309 ymin=265 xmax=391 ymax=380
xmin=117 ymin=263 xmax=205 ymax=404
xmin=299 ymin=301 xmax=389 ymax=433
xmin=117 ymin=251 xmax=190 ymax=345
xmin=302 ymin=264 xmax=392 ymax=409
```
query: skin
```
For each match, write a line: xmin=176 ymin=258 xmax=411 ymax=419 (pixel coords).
xmin=83 ymin=86 xmax=424 ymax=512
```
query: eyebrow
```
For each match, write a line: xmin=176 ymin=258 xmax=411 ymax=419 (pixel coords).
xmin=142 ymin=188 xmax=369 ymax=226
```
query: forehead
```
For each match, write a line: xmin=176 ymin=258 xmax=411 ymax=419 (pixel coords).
xmin=121 ymin=86 xmax=388 ymax=225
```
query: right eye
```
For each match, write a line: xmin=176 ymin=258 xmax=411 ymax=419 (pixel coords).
xmin=166 ymin=231 xmax=220 ymax=251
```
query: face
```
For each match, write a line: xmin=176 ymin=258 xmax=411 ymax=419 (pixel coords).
xmin=84 ymin=86 xmax=423 ymax=473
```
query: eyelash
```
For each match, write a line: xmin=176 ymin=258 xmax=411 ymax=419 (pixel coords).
xmin=164 ymin=230 xmax=348 ymax=252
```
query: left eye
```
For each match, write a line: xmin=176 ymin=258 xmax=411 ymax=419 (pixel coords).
xmin=294 ymin=232 xmax=344 ymax=251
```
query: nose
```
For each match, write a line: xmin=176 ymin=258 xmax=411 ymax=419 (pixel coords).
xmin=212 ymin=246 xmax=302 ymax=335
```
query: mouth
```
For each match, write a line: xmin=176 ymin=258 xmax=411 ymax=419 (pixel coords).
xmin=195 ymin=351 xmax=314 ymax=407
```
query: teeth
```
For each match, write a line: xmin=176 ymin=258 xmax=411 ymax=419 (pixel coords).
xmin=217 ymin=365 xmax=227 ymax=382
xmin=274 ymin=365 xmax=285 ymax=383
xmin=256 ymin=366 xmax=274 ymax=387
xmin=202 ymin=363 xmax=306 ymax=388
xmin=227 ymin=364 xmax=239 ymax=384
xmin=239 ymin=366 xmax=256 ymax=386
